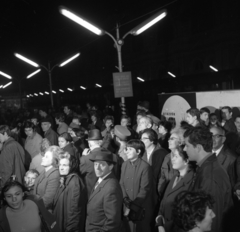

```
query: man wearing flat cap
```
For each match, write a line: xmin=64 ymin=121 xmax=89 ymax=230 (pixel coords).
xmin=41 ymin=118 xmax=58 ymax=146
xmin=86 ymin=148 xmax=123 ymax=232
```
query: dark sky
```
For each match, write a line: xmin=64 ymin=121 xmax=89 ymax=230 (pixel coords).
xmin=1 ymin=0 xmax=236 ymax=97
xmin=0 ymin=0 xmax=180 ymax=94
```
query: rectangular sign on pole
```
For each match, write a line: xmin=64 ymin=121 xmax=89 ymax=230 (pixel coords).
xmin=113 ymin=71 xmax=133 ymax=98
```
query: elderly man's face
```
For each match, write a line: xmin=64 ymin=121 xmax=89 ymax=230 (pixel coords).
xmin=210 ymin=127 xmax=225 ymax=150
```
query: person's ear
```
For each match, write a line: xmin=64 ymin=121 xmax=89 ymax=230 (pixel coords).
xmin=196 ymin=144 xmax=202 ymax=153
xmin=137 ymin=149 xmax=141 ymax=156
xmin=222 ymin=136 xmax=226 ymax=144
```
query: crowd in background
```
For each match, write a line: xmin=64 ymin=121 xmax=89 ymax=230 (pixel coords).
xmin=0 ymin=101 xmax=240 ymax=232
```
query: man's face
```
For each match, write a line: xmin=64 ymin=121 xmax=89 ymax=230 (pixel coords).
xmin=137 ymin=118 xmax=147 ymax=133
xmin=141 ymin=133 xmax=153 ymax=149
xmin=64 ymin=106 xmax=70 ymax=115
xmin=221 ymin=109 xmax=231 ymax=120
xmin=24 ymin=173 xmax=38 ymax=187
xmin=186 ymin=113 xmax=197 ymax=125
xmin=41 ymin=122 xmax=51 ymax=132
xmin=210 ymin=127 xmax=225 ymax=150
xmin=121 ymin=118 xmax=128 ymax=127
xmin=235 ymin=117 xmax=240 ymax=131
xmin=200 ymin=112 xmax=209 ymax=122
xmin=94 ymin=161 xmax=112 ymax=178
xmin=91 ymin=115 xmax=97 ymax=123
xmin=210 ymin=115 xmax=217 ymax=125
xmin=24 ymin=128 xmax=34 ymax=137
xmin=183 ymin=137 xmax=199 ymax=162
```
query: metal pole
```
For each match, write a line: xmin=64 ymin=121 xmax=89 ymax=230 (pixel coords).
xmin=18 ymin=81 xmax=22 ymax=109
xmin=116 ymin=24 xmax=126 ymax=115
xmin=48 ymin=61 xmax=54 ymax=108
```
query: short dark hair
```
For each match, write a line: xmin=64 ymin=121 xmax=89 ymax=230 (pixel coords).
xmin=222 ymin=106 xmax=232 ymax=113
xmin=184 ymin=127 xmax=213 ymax=152
xmin=200 ymin=107 xmax=210 ymax=115
xmin=141 ymin=128 xmax=158 ymax=145
xmin=186 ymin=108 xmax=200 ymax=120
xmin=159 ymin=121 xmax=172 ymax=133
xmin=72 ymin=128 xmax=86 ymax=139
xmin=235 ymin=114 xmax=240 ymax=121
xmin=0 ymin=125 xmax=11 ymax=136
xmin=55 ymin=113 xmax=65 ymax=122
xmin=104 ymin=115 xmax=114 ymax=124
xmin=121 ymin=115 xmax=131 ymax=124
xmin=126 ymin=139 xmax=145 ymax=157
xmin=59 ymin=132 xmax=73 ymax=142
xmin=209 ymin=113 xmax=217 ymax=118
xmin=1 ymin=181 xmax=26 ymax=206
xmin=23 ymin=121 xmax=35 ymax=130
xmin=173 ymin=191 xmax=214 ymax=231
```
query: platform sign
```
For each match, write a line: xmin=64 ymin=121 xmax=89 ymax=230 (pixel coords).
xmin=113 ymin=71 xmax=133 ymax=98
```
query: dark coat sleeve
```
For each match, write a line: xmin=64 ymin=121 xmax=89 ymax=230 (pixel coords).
xmin=120 ymin=162 xmax=127 ymax=199
xmin=133 ymin=163 xmax=152 ymax=207
xmin=65 ymin=177 xmax=86 ymax=232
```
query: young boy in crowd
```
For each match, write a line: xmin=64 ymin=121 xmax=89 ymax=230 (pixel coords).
xmin=24 ymin=169 xmax=39 ymax=194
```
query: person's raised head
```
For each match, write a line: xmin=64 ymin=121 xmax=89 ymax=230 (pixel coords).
xmin=221 ymin=106 xmax=232 ymax=120
xmin=125 ymin=139 xmax=145 ymax=161
xmin=136 ymin=116 xmax=153 ymax=133
xmin=140 ymin=128 xmax=158 ymax=148
xmin=41 ymin=145 xmax=62 ymax=168
xmin=186 ymin=108 xmax=200 ymax=126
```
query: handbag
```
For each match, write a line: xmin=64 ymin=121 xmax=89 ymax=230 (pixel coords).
xmin=124 ymin=197 xmax=145 ymax=222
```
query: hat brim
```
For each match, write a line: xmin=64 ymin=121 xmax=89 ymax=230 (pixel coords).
xmin=90 ymin=158 xmax=116 ymax=164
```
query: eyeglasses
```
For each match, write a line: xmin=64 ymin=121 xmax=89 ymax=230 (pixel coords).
xmin=212 ymin=134 xmax=224 ymax=139
xmin=141 ymin=137 xmax=150 ymax=141
xmin=168 ymin=137 xmax=178 ymax=141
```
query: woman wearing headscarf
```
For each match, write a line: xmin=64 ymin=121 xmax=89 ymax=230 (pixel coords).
xmin=52 ymin=152 xmax=87 ymax=232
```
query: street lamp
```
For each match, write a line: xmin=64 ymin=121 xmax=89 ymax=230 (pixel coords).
xmin=59 ymin=6 xmax=167 ymax=114
xmin=14 ymin=52 xmax=80 ymax=107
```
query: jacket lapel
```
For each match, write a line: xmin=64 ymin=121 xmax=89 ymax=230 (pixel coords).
xmin=217 ymin=147 xmax=227 ymax=165
xmin=88 ymin=173 xmax=113 ymax=202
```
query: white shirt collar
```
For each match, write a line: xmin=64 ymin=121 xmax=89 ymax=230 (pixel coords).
xmin=213 ymin=145 xmax=224 ymax=157
xmin=98 ymin=171 xmax=111 ymax=184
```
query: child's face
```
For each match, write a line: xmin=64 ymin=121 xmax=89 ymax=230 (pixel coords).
xmin=124 ymin=147 xmax=140 ymax=161
xmin=24 ymin=173 xmax=38 ymax=187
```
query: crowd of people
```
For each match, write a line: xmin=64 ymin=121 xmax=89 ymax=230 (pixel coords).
xmin=0 ymin=101 xmax=240 ymax=232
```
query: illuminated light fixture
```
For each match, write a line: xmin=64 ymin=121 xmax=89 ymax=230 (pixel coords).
xmin=39 ymin=92 xmax=44 ymax=95
xmin=59 ymin=53 xmax=80 ymax=67
xmin=27 ymin=69 xmax=41 ymax=79
xmin=29 ymin=94 xmax=33 ymax=97
xmin=0 ymin=85 xmax=3 ymax=88
xmin=0 ymin=71 xmax=12 ymax=79
xmin=45 ymin=91 xmax=49 ymax=95
xmin=3 ymin=82 xmax=12 ymax=88
xmin=168 ymin=72 xmax=176 ymax=78
xmin=131 ymin=10 xmax=167 ymax=36
xmin=59 ymin=7 xmax=104 ymax=36
xmin=26 ymin=95 xmax=29 ymax=98
xmin=209 ymin=65 xmax=218 ymax=72
xmin=67 ymin=88 xmax=73 ymax=91
xmin=14 ymin=53 xmax=39 ymax=67
xmin=34 ymin=93 xmax=38 ymax=96
xmin=96 ymin=84 xmax=102 ymax=88
xmin=59 ymin=89 xmax=64 ymax=93
xmin=137 ymin=77 xmax=145 ymax=82
xmin=80 ymin=86 xmax=86 ymax=90
xmin=52 ymin=90 xmax=56 ymax=94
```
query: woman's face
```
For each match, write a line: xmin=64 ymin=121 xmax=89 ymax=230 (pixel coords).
xmin=171 ymin=150 xmax=187 ymax=171
xmin=4 ymin=186 xmax=24 ymax=210
xmin=124 ymin=146 xmax=139 ymax=161
xmin=59 ymin=158 xmax=70 ymax=175
xmin=196 ymin=207 xmax=216 ymax=231
xmin=158 ymin=125 xmax=166 ymax=135
xmin=41 ymin=151 xmax=53 ymax=167
xmin=168 ymin=133 xmax=180 ymax=150
xmin=58 ymin=137 xmax=68 ymax=148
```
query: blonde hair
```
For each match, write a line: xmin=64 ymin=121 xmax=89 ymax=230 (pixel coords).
xmin=170 ymin=127 xmax=186 ymax=145
xmin=45 ymin=146 xmax=63 ymax=167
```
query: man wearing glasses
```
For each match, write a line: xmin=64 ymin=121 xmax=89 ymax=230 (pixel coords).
xmin=210 ymin=127 xmax=237 ymax=189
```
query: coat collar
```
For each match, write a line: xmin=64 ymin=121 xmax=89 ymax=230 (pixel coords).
xmin=217 ymin=145 xmax=228 ymax=165
xmin=88 ymin=172 xmax=115 ymax=202
xmin=0 ymin=207 xmax=12 ymax=232
xmin=166 ymin=170 xmax=194 ymax=196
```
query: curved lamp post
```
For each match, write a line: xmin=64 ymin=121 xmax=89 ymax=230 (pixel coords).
xmin=14 ymin=52 xmax=80 ymax=108
xmin=59 ymin=6 xmax=167 ymax=114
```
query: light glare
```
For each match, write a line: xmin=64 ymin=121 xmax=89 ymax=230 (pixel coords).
xmin=59 ymin=89 xmax=64 ymax=93
xmin=45 ymin=91 xmax=49 ymax=95
xmin=80 ymin=86 xmax=86 ymax=90
xmin=96 ymin=84 xmax=102 ymax=88
xmin=137 ymin=77 xmax=145 ymax=82
xmin=3 ymin=82 xmax=12 ymax=88
xmin=14 ymin=53 xmax=39 ymax=67
xmin=59 ymin=53 xmax=80 ymax=67
xmin=39 ymin=92 xmax=44 ymax=95
xmin=60 ymin=8 xmax=104 ymax=36
xmin=209 ymin=65 xmax=218 ymax=72
xmin=0 ymin=71 xmax=12 ymax=79
xmin=168 ymin=72 xmax=176 ymax=78
xmin=67 ymin=88 xmax=73 ymax=91
xmin=27 ymin=69 xmax=41 ymax=79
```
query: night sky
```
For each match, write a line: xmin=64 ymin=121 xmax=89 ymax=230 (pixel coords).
xmin=0 ymin=0 xmax=239 ymax=103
